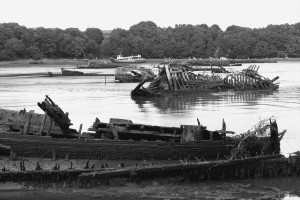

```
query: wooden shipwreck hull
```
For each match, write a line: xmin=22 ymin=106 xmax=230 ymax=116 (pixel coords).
xmin=0 ymin=97 xmax=284 ymax=161
xmin=131 ymin=60 xmax=279 ymax=97
xmin=0 ymin=133 xmax=230 ymax=160
xmin=115 ymin=65 xmax=155 ymax=83
xmin=79 ymin=154 xmax=300 ymax=185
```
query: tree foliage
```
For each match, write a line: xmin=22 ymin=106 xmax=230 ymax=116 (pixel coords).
xmin=0 ymin=22 xmax=299 ymax=61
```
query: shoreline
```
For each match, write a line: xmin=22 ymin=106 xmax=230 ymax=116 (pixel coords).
xmin=1 ymin=57 xmax=300 ymax=67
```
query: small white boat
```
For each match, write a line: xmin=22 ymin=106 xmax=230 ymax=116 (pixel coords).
xmin=110 ymin=54 xmax=146 ymax=63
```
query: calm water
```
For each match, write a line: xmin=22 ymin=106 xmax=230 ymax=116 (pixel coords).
xmin=0 ymin=61 xmax=299 ymax=156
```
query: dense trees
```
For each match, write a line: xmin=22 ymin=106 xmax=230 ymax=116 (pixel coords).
xmin=0 ymin=21 xmax=299 ymax=61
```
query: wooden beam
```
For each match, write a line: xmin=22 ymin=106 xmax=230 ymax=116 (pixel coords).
xmin=165 ymin=65 xmax=174 ymax=91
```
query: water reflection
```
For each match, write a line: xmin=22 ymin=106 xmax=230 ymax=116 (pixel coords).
xmin=131 ymin=90 xmax=278 ymax=112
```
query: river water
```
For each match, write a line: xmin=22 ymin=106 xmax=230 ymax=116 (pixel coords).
xmin=0 ymin=61 xmax=300 ymax=199
xmin=0 ymin=61 xmax=300 ymax=156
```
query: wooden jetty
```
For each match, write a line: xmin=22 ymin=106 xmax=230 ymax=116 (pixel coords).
xmin=131 ymin=60 xmax=279 ymax=97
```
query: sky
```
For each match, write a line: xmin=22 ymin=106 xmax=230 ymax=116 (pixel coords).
xmin=0 ymin=0 xmax=299 ymax=31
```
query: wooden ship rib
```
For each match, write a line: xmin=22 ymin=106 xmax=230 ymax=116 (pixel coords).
xmin=131 ymin=60 xmax=279 ymax=97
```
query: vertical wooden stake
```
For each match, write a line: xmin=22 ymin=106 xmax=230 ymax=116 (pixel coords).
xmin=165 ymin=64 xmax=174 ymax=91
xmin=47 ymin=119 xmax=54 ymax=136
xmin=24 ymin=111 xmax=34 ymax=135
xmin=39 ymin=114 xmax=47 ymax=136
xmin=78 ymin=124 xmax=83 ymax=134
xmin=52 ymin=149 xmax=57 ymax=161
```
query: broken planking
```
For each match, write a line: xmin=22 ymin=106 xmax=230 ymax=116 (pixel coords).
xmin=78 ymin=154 xmax=300 ymax=184
xmin=131 ymin=60 xmax=280 ymax=97
xmin=37 ymin=95 xmax=82 ymax=138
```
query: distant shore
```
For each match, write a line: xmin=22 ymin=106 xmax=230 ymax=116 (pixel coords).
xmin=0 ymin=57 xmax=299 ymax=67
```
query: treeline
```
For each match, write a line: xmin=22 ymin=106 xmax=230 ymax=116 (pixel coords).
xmin=0 ymin=21 xmax=299 ymax=61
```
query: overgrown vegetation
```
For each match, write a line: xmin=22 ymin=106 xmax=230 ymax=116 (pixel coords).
xmin=0 ymin=21 xmax=299 ymax=61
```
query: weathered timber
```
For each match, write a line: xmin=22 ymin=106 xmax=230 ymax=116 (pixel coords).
xmin=78 ymin=154 xmax=300 ymax=184
xmin=89 ymin=117 xmax=226 ymax=143
xmin=0 ymin=143 xmax=11 ymax=156
xmin=37 ymin=95 xmax=79 ymax=137
xmin=229 ymin=119 xmax=285 ymax=159
xmin=0 ymin=168 xmax=112 ymax=182
xmin=115 ymin=65 xmax=155 ymax=82
xmin=131 ymin=61 xmax=280 ymax=97
xmin=0 ymin=133 xmax=231 ymax=160
xmin=0 ymin=108 xmax=63 ymax=135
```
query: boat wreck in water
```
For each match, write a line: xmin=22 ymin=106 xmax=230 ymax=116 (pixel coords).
xmin=131 ymin=60 xmax=279 ymax=97
xmin=0 ymin=96 xmax=285 ymax=161
xmin=115 ymin=65 xmax=155 ymax=82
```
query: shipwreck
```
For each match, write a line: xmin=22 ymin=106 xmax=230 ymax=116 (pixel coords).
xmin=115 ymin=65 xmax=155 ymax=83
xmin=0 ymin=96 xmax=285 ymax=161
xmin=131 ymin=60 xmax=279 ymax=97
xmin=0 ymin=96 xmax=296 ymax=185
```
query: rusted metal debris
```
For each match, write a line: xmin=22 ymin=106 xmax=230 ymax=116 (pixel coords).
xmin=131 ymin=60 xmax=279 ymax=97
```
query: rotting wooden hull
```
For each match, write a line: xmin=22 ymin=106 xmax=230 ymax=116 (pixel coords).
xmin=115 ymin=66 xmax=155 ymax=83
xmin=0 ymin=133 xmax=231 ymax=160
xmin=0 ymin=108 xmax=63 ymax=136
xmin=79 ymin=154 xmax=300 ymax=184
xmin=131 ymin=61 xmax=280 ymax=97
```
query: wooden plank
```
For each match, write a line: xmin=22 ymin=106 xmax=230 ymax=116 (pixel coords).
xmin=174 ymin=74 xmax=184 ymax=89
xmin=165 ymin=65 xmax=174 ymax=91
xmin=23 ymin=111 xmax=34 ymax=135
xmin=38 ymin=114 xmax=47 ymax=136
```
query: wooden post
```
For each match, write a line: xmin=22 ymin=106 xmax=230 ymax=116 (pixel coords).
xmin=78 ymin=124 xmax=83 ymax=134
xmin=172 ymin=77 xmax=178 ymax=91
xmin=39 ymin=114 xmax=47 ymax=136
xmin=47 ymin=119 xmax=54 ymax=136
xmin=165 ymin=65 xmax=174 ymax=91
xmin=105 ymin=75 xmax=106 ymax=84
xmin=110 ymin=125 xmax=119 ymax=140
xmin=65 ymin=153 xmax=70 ymax=160
xmin=52 ymin=149 xmax=57 ymax=161
xmin=24 ymin=111 xmax=34 ymax=135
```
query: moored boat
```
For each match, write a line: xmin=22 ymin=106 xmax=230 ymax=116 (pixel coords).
xmin=61 ymin=68 xmax=84 ymax=76
xmin=110 ymin=54 xmax=146 ymax=63
xmin=230 ymin=63 xmax=242 ymax=66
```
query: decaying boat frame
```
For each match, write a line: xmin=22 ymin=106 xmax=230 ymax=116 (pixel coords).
xmin=131 ymin=60 xmax=279 ymax=97
xmin=0 ymin=96 xmax=285 ymax=161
